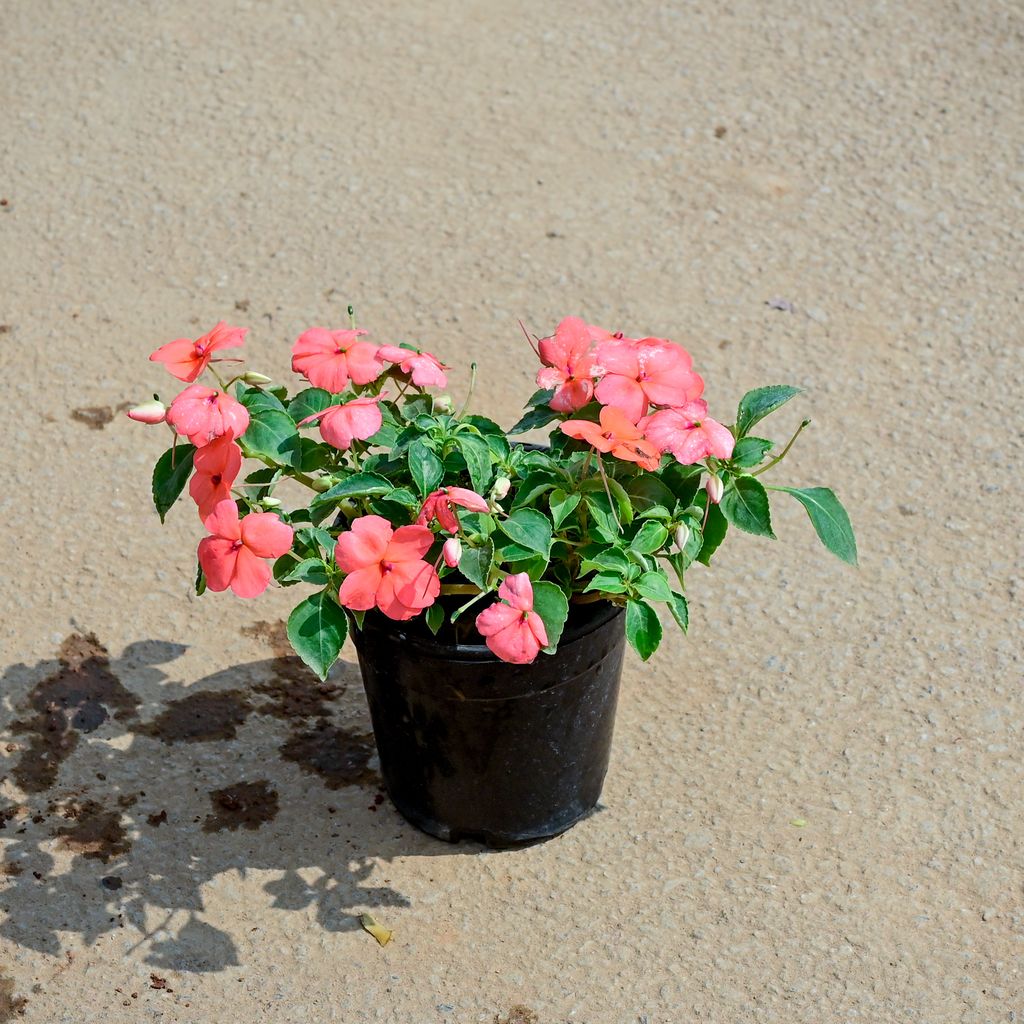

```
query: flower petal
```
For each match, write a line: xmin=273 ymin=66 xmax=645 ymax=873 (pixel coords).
xmin=594 ymin=374 xmax=646 ymax=422
xmin=497 ymin=572 xmax=534 ymax=612
xmin=198 ymin=536 xmax=239 ymax=592
xmin=338 ymin=565 xmax=383 ymax=611
xmin=335 ymin=515 xmax=392 ymax=572
xmin=474 ymin=601 xmax=521 ymax=637
xmin=385 ymin=524 xmax=435 ymax=562
xmin=240 ymin=512 xmax=294 ymax=559
xmin=150 ymin=337 xmax=203 ymax=382
xmin=202 ymin=499 xmax=242 ymax=541
xmin=228 ymin=546 xmax=273 ymax=598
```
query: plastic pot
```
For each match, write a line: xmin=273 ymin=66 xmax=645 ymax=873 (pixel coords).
xmin=352 ymin=600 xmax=626 ymax=847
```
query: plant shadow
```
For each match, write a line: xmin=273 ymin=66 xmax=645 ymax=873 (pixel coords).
xmin=0 ymin=625 xmax=470 ymax=973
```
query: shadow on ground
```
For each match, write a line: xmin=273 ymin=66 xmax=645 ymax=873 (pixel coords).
xmin=0 ymin=625 xmax=464 ymax=973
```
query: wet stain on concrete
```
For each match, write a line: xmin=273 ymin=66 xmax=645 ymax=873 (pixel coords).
xmin=279 ymin=721 xmax=378 ymax=790
xmin=494 ymin=1007 xmax=539 ymax=1024
xmin=135 ymin=689 xmax=251 ymax=744
xmin=0 ymin=975 xmax=28 ymax=1021
xmin=9 ymin=633 xmax=140 ymax=793
xmin=54 ymin=800 xmax=131 ymax=862
xmin=243 ymin=619 xmax=345 ymax=720
xmin=70 ymin=402 xmax=131 ymax=430
xmin=202 ymin=781 xmax=279 ymax=833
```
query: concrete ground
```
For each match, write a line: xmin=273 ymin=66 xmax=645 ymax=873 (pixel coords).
xmin=1 ymin=1 xmax=1021 ymax=1021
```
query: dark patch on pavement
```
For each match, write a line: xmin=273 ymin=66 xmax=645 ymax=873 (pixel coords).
xmin=70 ymin=402 xmax=131 ymax=429
xmin=9 ymin=633 xmax=140 ymax=792
xmin=0 ymin=975 xmax=28 ymax=1020
xmin=279 ymin=721 xmax=378 ymax=790
xmin=494 ymin=1007 xmax=539 ymax=1024
xmin=202 ymin=781 xmax=279 ymax=833
xmin=54 ymin=800 xmax=131 ymax=862
xmin=135 ymin=689 xmax=251 ymax=744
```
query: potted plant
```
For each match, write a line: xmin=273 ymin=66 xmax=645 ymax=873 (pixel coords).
xmin=128 ymin=314 xmax=856 ymax=846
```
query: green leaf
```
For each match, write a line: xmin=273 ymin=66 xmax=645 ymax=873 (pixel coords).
xmin=311 ymin=473 xmax=394 ymax=511
xmin=697 ymin=503 xmax=728 ymax=566
xmin=583 ymin=572 xmax=629 ymax=594
xmin=240 ymin=409 xmax=302 ymax=468
xmin=459 ymin=434 xmax=494 ymax=494
xmin=720 ymin=476 xmax=775 ymax=538
xmin=296 ymin=525 xmax=336 ymax=555
xmin=499 ymin=509 xmax=552 ymax=555
xmin=730 ymin=436 xmax=774 ymax=469
xmin=630 ymin=521 xmax=670 ymax=554
xmin=152 ymin=443 xmax=196 ymax=523
xmin=288 ymin=387 xmax=334 ymax=424
xmin=282 ymin=558 xmax=330 ymax=585
xmin=425 ymin=603 xmax=445 ymax=635
xmin=408 ymin=439 xmax=444 ymax=496
xmin=735 ymin=385 xmax=801 ymax=437
xmin=580 ymin=548 xmax=630 ymax=574
xmin=548 ymin=489 xmax=581 ymax=530
xmin=625 ymin=475 xmax=676 ymax=514
xmin=661 ymin=462 xmax=702 ymax=508
xmin=525 ymin=387 xmax=555 ymax=407
xmin=633 ymin=570 xmax=673 ymax=603
xmin=604 ymin=476 xmax=634 ymax=525
xmin=776 ymin=486 xmax=858 ymax=565
xmin=625 ymin=599 xmax=662 ymax=661
xmin=530 ymin=581 xmax=569 ymax=653
xmin=195 ymin=561 xmax=207 ymax=596
xmin=666 ymin=592 xmax=689 ymax=633
xmin=583 ymin=492 xmax=621 ymax=543
xmin=509 ymin=406 xmax=559 ymax=435
xmin=459 ymin=540 xmax=493 ymax=589
xmin=511 ymin=471 xmax=559 ymax=510
xmin=286 ymin=591 xmax=349 ymax=681
xmin=237 ymin=385 xmax=288 ymax=416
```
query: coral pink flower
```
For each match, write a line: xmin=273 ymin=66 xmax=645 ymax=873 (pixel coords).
xmin=377 ymin=345 xmax=449 ymax=388
xmin=442 ymin=537 xmax=462 ymax=568
xmin=126 ymin=400 xmax=167 ymax=424
xmin=594 ymin=337 xmax=704 ymax=422
xmin=535 ymin=317 xmax=610 ymax=413
xmin=298 ymin=396 xmax=383 ymax=450
xmin=560 ymin=405 xmax=662 ymax=471
xmin=291 ymin=328 xmax=385 ymax=392
xmin=198 ymin=500 xmax=294 ymax=599
xmin=165 ymin=385 xmax=250 ymax=447
xmin=417 ymin=486 xmax=490 ymax=533
xmin=335 ymin=515 xmax=440 ymax=620
xmin=475 ymin=573 xmax=549 ymax=664
xmin=150 ymin=322 xmax=247 ymax=383
xmin=189 ymin=436 xmax=243 ymax=519
xmin=640 ymin=400 xmax=735 ymax=464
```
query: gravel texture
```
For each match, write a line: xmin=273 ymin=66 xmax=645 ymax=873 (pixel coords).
xmin=0 ymin=1 xmax=1021 ymax=1021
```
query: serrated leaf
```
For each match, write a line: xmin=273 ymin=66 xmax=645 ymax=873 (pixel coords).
xmin=152 ymin=443 xmax=196 ymax=523
xmin=630 ymin=521 xmax=670 ymax=554
xmin=237 ymin=384 xmax=288 ymax=416
xmin=459 ymin=434 xmax=493 ymax=494
xmin=459 ymin=540 xmax=493 ymax=589
xmin=720 ymin=475 xmax=775 ymax=538
xmin=408 ymin=439 xmax=444 ymax=496
xmin=625 ymin=599 xmax=662 ymax=661
xmin=511 ymin=471 xmax=559 ymax=510
xmin=583 ymin=572 xmax=629 ymax=594
xmin=287 ymin=591 xmax=349 ymax=680
xmin=776 ymin=486 xmax=858 ymax=565
xmin=548 ymin=489 xmax=582 ymax=530
xmin=580 ymin=548 xmax=631 ymax=574
xmin=735 ymin=385 xmax=802 ymax=437
xmin=530 ymin=580 xmax=569 ymax=653
xmin=282 ymin=558 xmax=330 ymax=585
xmin=625 ymin=475 xmax=677 ymax=513
xmin=240 ymin=408 xmax=302 ymax=468
xmin=288 ymin=387 xmax=334 ymax=424
xmin=632 ymin=570 xmax=673 ymax=602
xmin=499 ymin=508 xmax=553 ymax=555
xmin=584 ymin=492 xmax=621 ymax=543
xmin=730 ymin=436 xmax=773 ymax=469
xmin=509 ymin=406 xmax=559 ymax=435
xmin=311 ymin=473 xmax=394 ymax=512
xmin=666 ymin=592 xmax=689 ymax=633
xmin=696 ymin=503 xmax=728 ymax=566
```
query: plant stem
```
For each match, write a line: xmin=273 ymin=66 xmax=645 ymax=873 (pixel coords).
xmin=456 ymin=362 xmax=478 ymax=417
xmin=595 ymin=453 xmax=621 ymax=532
xmin=752 ymin=419 xmax=810 ymax=476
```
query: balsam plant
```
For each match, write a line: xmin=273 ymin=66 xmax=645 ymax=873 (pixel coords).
xmin=130 ymin=313 xmax=856 ymax=678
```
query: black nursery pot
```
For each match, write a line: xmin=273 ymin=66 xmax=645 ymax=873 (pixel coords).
xmin=352 ymin=601 xmax=626 ymax=847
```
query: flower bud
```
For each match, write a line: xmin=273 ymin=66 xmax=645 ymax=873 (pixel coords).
xmin=241 ymin=371 xmax=274 ymax=385
xmin=311 ymin=476 xmax=333 ymax=493
xmin=705 ymin=475 xmax=724 ymax=505
xmin=261 ymin=496 xmax=282 ymax=508
xmin=491 ymin=476 xmax=511 ymax=501
xmin=126 ymin=400 xmax=166 ymax=424
xmin=442 ymin=537 xmax=462 ymax=568
xmin=433 ymin=394 xmax=454 ymax=414
xmin=674 ymin=523 xmax=691 ymax=550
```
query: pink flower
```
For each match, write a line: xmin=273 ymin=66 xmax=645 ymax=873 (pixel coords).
xmin=377 ymin=345 xmax=449 ymax=388
xmin=594 ymin=337 xmax=704 ymax=422
xmin=126 ymin=400 xmax=167 ymax=424
xmin=560 ymin=405 xmax=662 ymax=471
xmin=298 ymin=396 xmax=383 ymax=450
xmin=335 ymin=515 xmax=440 ymax=621
xmin=442 ymin=537 xmax=462 ymax=568
xmin=189 ymin=436 xmax=243 ymax=519
xmin=150 ymin=322 xmax=247 ymax=383
xmin=417 ymin=487 xmax=490 ymax=533
xmin=535 ymin=317 xmax=609 ymax=413
xmin=475 ymin=573 xmax=549 ymax=664
xmin=640 ymin=400 xmax=735 ymax=464
xmin=166 ymin=385 xmax=250 ymax=447
xmin=291 ymin=328 xmax=385 ymax=392
xmin=198 ymin=500 xmax=293 ymax=599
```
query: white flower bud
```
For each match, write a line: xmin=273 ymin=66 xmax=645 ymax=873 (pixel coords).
xmin=261 ymin=496 xmax=282 ymax=508
xmin=126 ymin=400 xmax=166 ymax=424
xmin=491 ymin=476 xmax=511 ymax=501
xmin=705 ymin=475 xmax=724 ymax=505
xmin=674 ymin=523 xmax=691 ymax=550
xmin=241 ymin=371 xmax=274 ymax=385
xmin=433 ymin=394 xmax=454 ymax=414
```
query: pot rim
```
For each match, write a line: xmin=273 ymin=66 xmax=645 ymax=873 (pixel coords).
xmin=353 ymin=599 xmax=623 ymax=664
